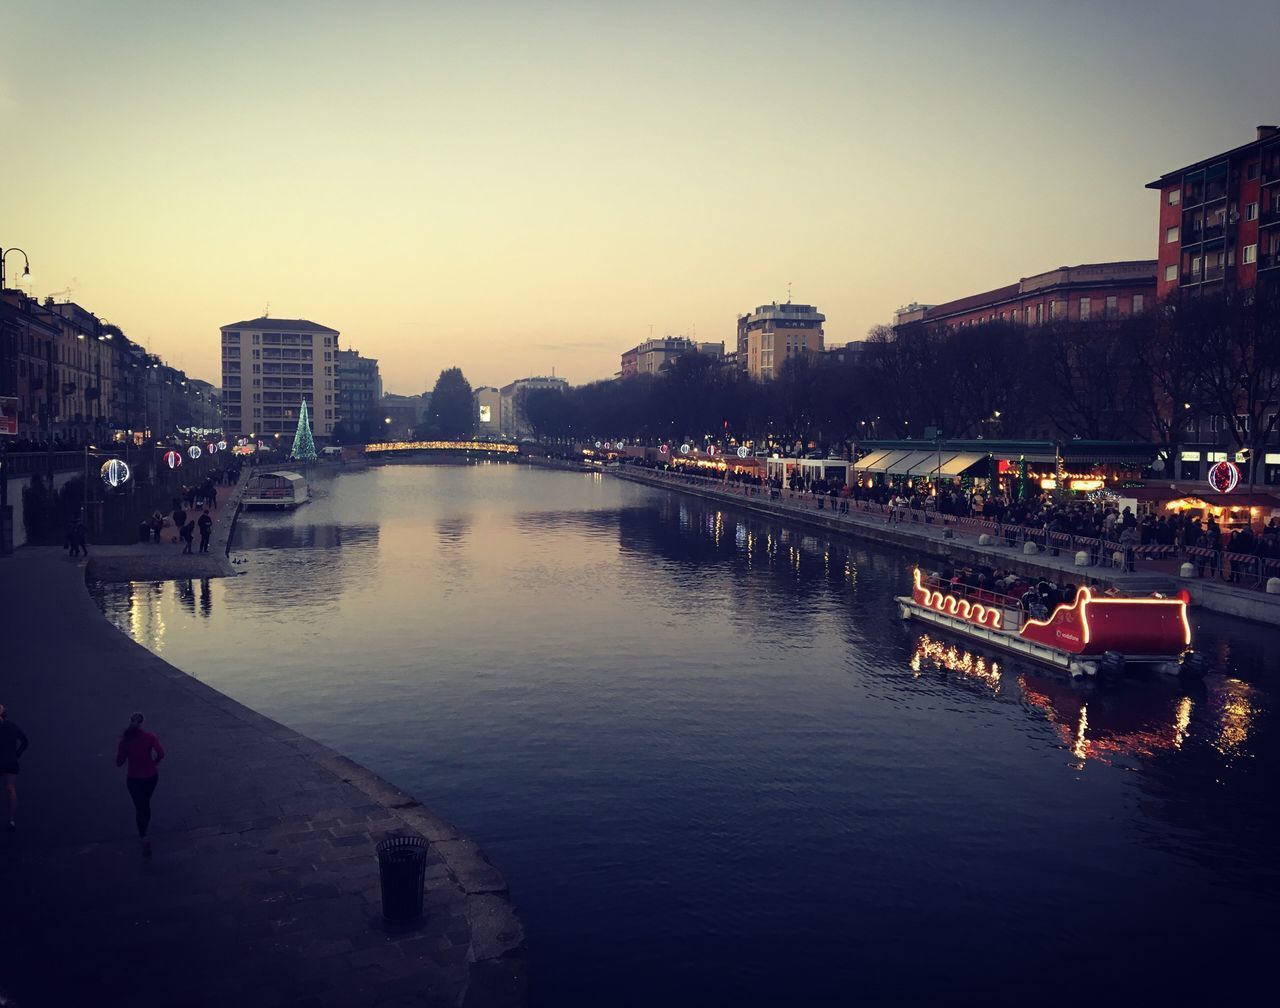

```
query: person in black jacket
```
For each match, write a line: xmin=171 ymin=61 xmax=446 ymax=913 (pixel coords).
xmin=0 ymin=704 xmax=30 ymax=831
xmin=197 ymin=509 xmax=213 ymax=553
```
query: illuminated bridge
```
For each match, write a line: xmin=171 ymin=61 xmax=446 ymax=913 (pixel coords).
xmin=363 ymin=440 xmax=521 ymax=458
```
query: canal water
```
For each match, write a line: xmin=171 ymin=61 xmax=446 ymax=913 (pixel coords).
xmin=92 ymin=464 xmax=1279 ymax=1005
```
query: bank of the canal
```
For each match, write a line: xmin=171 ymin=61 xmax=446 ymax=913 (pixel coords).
xmin=0 ymin=541 xmax=525 ymax=1007
xmin=613 ymin=467 xmax=1280 ymax=625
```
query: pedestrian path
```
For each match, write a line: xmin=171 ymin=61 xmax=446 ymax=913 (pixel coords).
xmin=0 ymin=547 xmax=525 ymax=1008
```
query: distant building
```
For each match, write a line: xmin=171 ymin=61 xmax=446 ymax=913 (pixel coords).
xmin=474 ymin=386 xmax=500 ymax=436
xmin=737 ymin=302 xmax=825 ymax=380
xmin=1146 ymin=124 xmax=1280 ymax=301
xmin=379 ymin=392 xmax=425 ymax=440
xmin=820 ymin=341 xmax=871 ymax=367
xmin=335 ymin=349 xmax=382 ymax=440
xmin=619 ymin=336 xmax=720 ymax=378
xmin=894 ymin=262 xmax=1156 ymax=332
xmin=220 ymin=317 xmax=339 ymax=439
xmin=499 ymin=376 xmax=568 ymax=438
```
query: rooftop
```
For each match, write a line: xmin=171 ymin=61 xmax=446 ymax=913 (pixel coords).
xmin=221 ymin=317 xmax=339 ymax=334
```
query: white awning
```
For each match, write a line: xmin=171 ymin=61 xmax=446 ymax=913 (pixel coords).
xmin=928 ymin=451 xmax=988 ymax=477
xmin=885 ymin=450 xmax=942 ymax=476
xmin=859 ymin=449 xmax=914 ymax=473
xmin=853 ymin=449 xmax=892 ymax=471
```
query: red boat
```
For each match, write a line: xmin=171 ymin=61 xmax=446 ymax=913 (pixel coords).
xmin=897 ymin=568 xmax=1204 ymax=678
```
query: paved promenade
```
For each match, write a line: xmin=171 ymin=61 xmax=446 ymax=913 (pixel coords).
xmin=0 ymin=544 xmax=525 ymax=1007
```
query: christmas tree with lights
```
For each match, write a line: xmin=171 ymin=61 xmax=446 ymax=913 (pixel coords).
xmin=290 ymin=398 xmax=317 ymax=461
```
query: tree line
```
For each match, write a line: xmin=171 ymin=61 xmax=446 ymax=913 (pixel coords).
xmin=377 ymin=290 xmax=1280 ymax=485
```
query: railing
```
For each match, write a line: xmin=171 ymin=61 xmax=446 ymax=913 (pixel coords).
xmin=0 ymin=451 xmax=87 ymax=477
xmin=616 ymin=466 xmax=1280 ymax=594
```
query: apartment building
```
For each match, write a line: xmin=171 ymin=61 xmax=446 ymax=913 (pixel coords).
xmin=220 ymin=317 xmax=339 ymax=438
xmin=1146 ymin=124 xmax=1280 ymax=300
xmin=894 ymin=262 xmax=1156 ymax=332
xmin=335 ymin=349 xmax=382 ymax=438
xmin=499 ymin=376 xmax=568 ymax=438
xmin=736 ymin=302 xmax=825 ymax=380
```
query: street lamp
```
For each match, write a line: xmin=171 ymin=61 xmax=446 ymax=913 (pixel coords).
xmin=0 ymin=246 xmax=31 ymax=290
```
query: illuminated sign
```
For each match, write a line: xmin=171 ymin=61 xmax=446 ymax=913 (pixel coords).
xmin=1207 ymin=460 xmax=1240 ymax=493
xmin=479 ymin=405 xmax=491 ymax=423
xmin=188 ymin=445 xmax=202 ymax=460
xmin=0 ymin=396 xmax=16 ymax=436
xmin=163 ymin=450 xmax=183 ymax=469
xmin=100 ymin=459 xmax=131 ymax=488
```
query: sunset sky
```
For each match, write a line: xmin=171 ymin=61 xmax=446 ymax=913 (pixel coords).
xmin=4 ymin=1 xmax=1277 ymax=393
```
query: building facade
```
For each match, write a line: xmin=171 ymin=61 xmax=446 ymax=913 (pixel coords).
xmin=619 ymin=337 xmax=723 ymax=378
xmin=737 ymin=302 xmax=825 ymax=380
xmin=499 ymin=376 xmax=568 ymax=438
xmin=894 ymin=262 xmax=1156 ymax=332
xmin=379 ymin=392 xmax=425 ymax=440
xmin=335 ymin=349 xmax=382 ymax=440
xmin=1147 ymin=125 xmax=1280 ymax=302
xmin=220 ymin=317 xmax=339 ymax=439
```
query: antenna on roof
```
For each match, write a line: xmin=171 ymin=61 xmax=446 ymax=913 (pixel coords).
xmin=786 ymin=281 xmax=792 ymax=304
xmin=264 ymin=302 xmax=270 ymax=318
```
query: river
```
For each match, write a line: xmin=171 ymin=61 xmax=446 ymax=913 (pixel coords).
xmin=91 ymin=463 xmax=1280 ymax=1005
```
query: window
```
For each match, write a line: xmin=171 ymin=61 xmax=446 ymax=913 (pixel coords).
xmin=1166 ymin=226 xmax=1179 ymax=243
xmin=1079 ymin=297 xmax=1091 ymax=320
xmin=1235 ymin=415 xmax=1250 ymax=434
xmin=1244 ymin=244 xmax=1257 ymax=264
xmin=1183 ymin=415 xmax=1197 ymax=434
xmin=1167 ymin=188 xmax=1180 ymax=205
xmin=1247 ymin=162 xmax=1260 ymax=181
xmin=1209 ymin=415 xmax=1223 ymax=433
xmin=1132 ymin=294 xmax=1144 ymax=314
xmin=1165 ymin=264 xmax=1177 ymax=281
xmin=1105 ymin=296 xmax=1117 ymax=317
xmin=1246 ymin=202 xmax=1258 ymax=221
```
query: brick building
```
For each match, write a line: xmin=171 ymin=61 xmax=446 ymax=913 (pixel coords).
xmin=1146 ymin=124 xmax=1280 ymax=301
xmin=894 ymin=262 xmax=1156 ymax=332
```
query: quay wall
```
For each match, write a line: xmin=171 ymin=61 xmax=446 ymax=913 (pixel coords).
xmin=6 ymin=469 xmax=81 ymax=549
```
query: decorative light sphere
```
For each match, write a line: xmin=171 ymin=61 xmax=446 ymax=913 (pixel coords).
xmin=163 ymin=450 xmax=183 ymax=469
xmin=680 ymin=443 xmax=691 ymax=455
xmin=595 ymin=441 xmax=602 ymax=448
xmin=207 ymin=441 xmax=218 ymax=454
xmin=100 ymin=458 xmax=131 ymax=488
xmin=659 ymin=444 xmax=669 ymax=454
xmin=737 ymin=447 xmax=749 ymax=458
xmin=217 ymin=440 xmax=228 ymax=451
xmin=1207 ymin=460 xmax=1240 ymax=494
xmin=188 ymin=445 xmax=202 ymax=460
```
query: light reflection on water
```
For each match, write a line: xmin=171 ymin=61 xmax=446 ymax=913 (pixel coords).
xmin=91 ymin=465 xmax=1280 ymax=1005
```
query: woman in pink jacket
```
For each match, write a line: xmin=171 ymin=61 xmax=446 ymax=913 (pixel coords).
xmin=115 ymin=712 xmax=165 ymax=858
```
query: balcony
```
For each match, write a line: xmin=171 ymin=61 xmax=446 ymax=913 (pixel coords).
xmin=1202 ymin=264 xmax=1225 ymax=283
xmin=1181 ymin=271 xmax=1201 ymax=285
xmin=1259 ymin=253 xmax=1280 ymax=271
xmin=1201 ymin=222 xmax=1225 ymax=241
xmin=1183 ymin=187 xmax=1203 ymax=207
xmin=1261 ymin=204 xmax=1280 ymax=227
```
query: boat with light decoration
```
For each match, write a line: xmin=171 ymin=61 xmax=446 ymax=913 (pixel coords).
xmin=242 ymin=470 xmax=310 ymax=510
xmin=897 ymin=568 xmax=1204 ymax=679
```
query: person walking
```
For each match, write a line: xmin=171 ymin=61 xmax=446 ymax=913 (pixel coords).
xmin=180 ymin=519 xmax=195 ymax=555
xmin=197 ymin=509 xmax=213 ymax=553
xmin=0 ymin=704 xmax=30 ymax=831
xmin=115 ymin=712 xmax=164 ymax=858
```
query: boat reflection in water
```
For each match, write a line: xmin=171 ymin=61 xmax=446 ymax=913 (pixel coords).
xmin=908 ymin=632 xmax=1256 ymax=768
xmin=909 ymin=633 xmax=1002 ymax=692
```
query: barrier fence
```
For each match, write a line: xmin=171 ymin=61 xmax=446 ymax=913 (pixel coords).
xmin=623 ymin=466 xmax=1280 ymax=593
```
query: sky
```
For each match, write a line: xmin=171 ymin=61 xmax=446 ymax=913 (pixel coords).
xmin=3 ymin=1 xmax=1278 ymax=394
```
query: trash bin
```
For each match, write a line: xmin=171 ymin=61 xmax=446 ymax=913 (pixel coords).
xmin=376 ymin=834 xmax=428 ymax=923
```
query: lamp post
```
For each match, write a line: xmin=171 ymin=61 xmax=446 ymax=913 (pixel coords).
xmin=0 ymin=247 xmax=31 ymax=291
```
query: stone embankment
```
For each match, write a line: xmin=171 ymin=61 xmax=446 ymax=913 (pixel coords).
xmin=0 ymin=480 xmax=526 ymax=1006
xmin=612 ymin=467 xmax=1280 ymax=626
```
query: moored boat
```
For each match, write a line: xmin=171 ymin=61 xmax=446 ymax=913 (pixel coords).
xmin=242 ymin=470 xmax=310 ymax=510
xmin=897 ymin=568 xmax=1204 ymax=679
